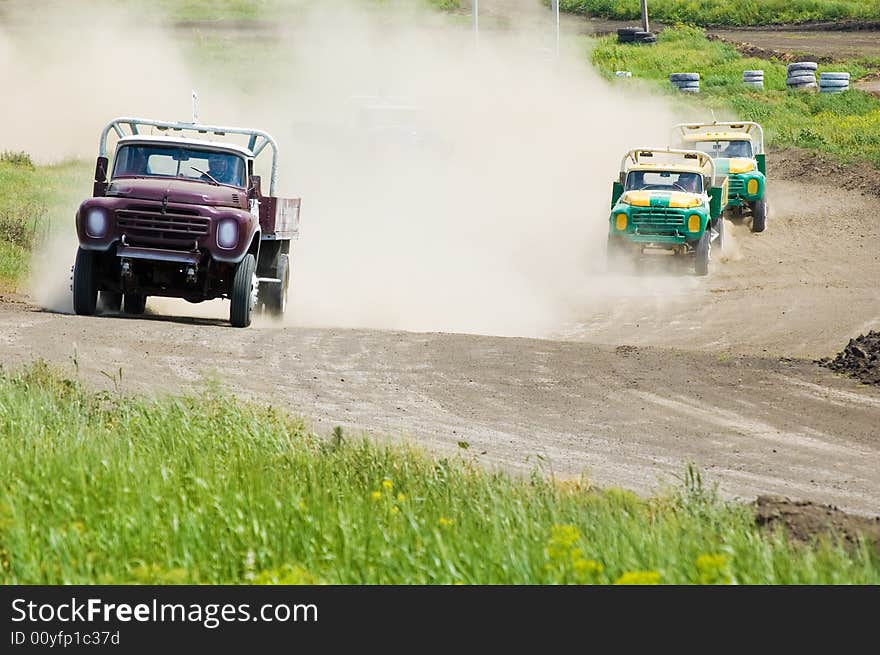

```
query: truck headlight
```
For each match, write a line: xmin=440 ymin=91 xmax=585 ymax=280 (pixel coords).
xmin=688 ymin=214 xmax=702 ymax=232
xmin=747 ymin=179 xmax=759 ymax=195
xmin=217 ymin=219 xmax=238 ymax=249
xmin=85 ymin=208 xmax=108 ymax=237
xmin=615 ymin=213 xmax=628 ymax=230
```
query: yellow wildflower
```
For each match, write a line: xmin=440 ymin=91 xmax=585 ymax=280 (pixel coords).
xmin=613 ymin=570 xmax=661 ymax=585
xmin=438 ymin=516 xmax=454 ymax=527
xmin=397 ymin=493 xmax=407 ymax=502
xmin=370 ymin=491 xmax=382 ymax=502
xmin=382 ymin=479 xmax=393 ymax=491
xmin=696 ymin=553 xmax=734 ymax=585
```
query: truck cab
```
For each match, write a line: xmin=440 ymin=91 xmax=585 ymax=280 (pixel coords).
xmin=607 ymin=148 xmax=728 ymax=276
xmin=673 ymin=121 xmax=767 ymax=232
xmin=72 ymin=117 xmax=300 ymax=327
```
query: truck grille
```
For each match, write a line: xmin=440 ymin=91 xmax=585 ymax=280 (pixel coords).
xmin=727 ymin=176 xmax=746 ymax=195
xmin=631 ymin=208 xmax=685 ymax=234
xmin=117 ymin=205 xmax=209 ymax=245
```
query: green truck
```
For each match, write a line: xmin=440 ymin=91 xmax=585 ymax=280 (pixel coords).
xmin=607 ymin=148 xmax=729 ymax=276
xmin=673 ymin=121 xmax=767 ymax=232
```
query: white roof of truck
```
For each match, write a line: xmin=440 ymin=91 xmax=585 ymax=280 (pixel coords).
xmin=116 ymin=135 xmax=254 ymax=158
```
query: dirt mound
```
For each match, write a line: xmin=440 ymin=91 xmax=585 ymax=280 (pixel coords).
xmin=769 ymin=148 xmax=880 ymax=201
xmin=819 ymin=332 xmax=880 ymax=385
xmin=706 ymin=33 xmax=832 ymax=63
xmin=754 ymin=495 xmax=880 ymax=550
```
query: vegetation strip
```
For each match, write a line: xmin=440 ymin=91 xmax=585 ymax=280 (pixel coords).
xmin=589 ymin=26 xmax=880 ymax=168
xmin=559 ymin=0 xmax=880 ymax=27
xmin=1 ymin=363 xmax=878 ymax=584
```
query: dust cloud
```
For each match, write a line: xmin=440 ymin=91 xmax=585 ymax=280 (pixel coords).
xmin=7 ymin=0 xmax=691 ymax=336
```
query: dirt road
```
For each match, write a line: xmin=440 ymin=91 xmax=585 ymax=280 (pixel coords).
xmin=2 ymin=159 xmax=879 ymax=514
xmin=2 ymin=0 xmax=878 ymax=515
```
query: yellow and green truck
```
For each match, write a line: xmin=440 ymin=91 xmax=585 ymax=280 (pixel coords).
xmin=607 ymin=148 xmax=729 ymax=276
xmin=673 ymin=121 xmax=767 ymax=232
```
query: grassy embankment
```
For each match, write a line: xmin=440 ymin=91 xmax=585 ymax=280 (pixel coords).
xmin=590 ymin=26 xmax=880 ymax=167
xmin=560 ymin=0 xmax=880 ymax=26
xmin=1 ymin=362 xmax=878 ymax=585
xmin=0 ymin=155 xmax=88 ymax=292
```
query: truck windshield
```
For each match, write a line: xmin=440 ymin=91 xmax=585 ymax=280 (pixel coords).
xmin=625 ymin=170 xmax=703 ymax=194
xmin=112 ymin=144 xmax=246 ymax=187
xmin=693 ymin=140 xmax=753 ymax=159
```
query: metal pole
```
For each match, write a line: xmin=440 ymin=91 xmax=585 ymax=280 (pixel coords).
xmin=640 ymin=0 xmax=649 ymax=33
xmin=554 ymin=0 xmax=560 ymax=59
xmin=472 ymin=0 xmax=478 ymax=44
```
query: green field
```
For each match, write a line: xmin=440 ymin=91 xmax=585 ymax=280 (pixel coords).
xmin=1 ymin=362 xmax=878 ymax=584
xmin=590 ymin=26 xmax=880 ymax=167
xmin=559 ymin=0 xmax=880 ymax=26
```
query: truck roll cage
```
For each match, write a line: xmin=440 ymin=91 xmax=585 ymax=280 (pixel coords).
xmin=672 ymin=121 xmax=765 ymax=155
xmin=619 ymin=147 xmax=716 ymax=183
xmin=99 ymin=117 xmax=281 ymax=196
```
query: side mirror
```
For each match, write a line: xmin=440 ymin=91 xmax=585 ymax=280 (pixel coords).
xmin=248 ymin=174 xmax=262 ymax=198
xmin=618 ymin=171 xmax=626 ymax=186
xmin=93 ymin=156 xmax=109 ymax=197
xmin=94 ymin=156 xmax=109 ymax=183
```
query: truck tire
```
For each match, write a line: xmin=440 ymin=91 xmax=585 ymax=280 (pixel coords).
xmin=99 ymin=291 xmax=122 ymax=312
xmin=694 ymin=230 xmax=710 ymax=276
xmin=265 ymin=253 xmax=290 ymax=318
xmin=230 ymin=253 xmax=256 ymax=328
xmin=123 ymin=293 xmax=147 ymax=315
xmin=73 ymin=247 xmax=98 ymax=316
xmin=751 ymin=198 xmax=767 ymax=233
xmin=713 ymin=216 xmax=726 ymax=253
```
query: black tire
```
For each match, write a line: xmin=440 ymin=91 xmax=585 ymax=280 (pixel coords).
xmin=751 ymin=198 xmax=767 ymax=233
xmin=694 ymin=230 xmax=710 ymax=277
xmin=635 ymin=36 xmax=657 ymax=44
xmin=617 ymin=27 xmax=641 ymax=37
xmin=606 ymin=234 xmax=630 ymax=273
xmin=670 ymin=73 xmax=700 ymax=82
xmin=819 ymin=72 xmax=850 ymax=81
xmin=265 ymin=253 xmax=290 ymax=318
xmin=99 ymin=291 xmax=122 ymax=312
xmin=230 ymin=253 xmax=256 ymax=328
xmin=72 ymin=247 xmax=98 ymax=316
xmin=123 ymin=293 xmax=147 ymax=315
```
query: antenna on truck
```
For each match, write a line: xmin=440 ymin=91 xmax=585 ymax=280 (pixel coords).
xmin=191 ymin=90 xmax=200 ymax=124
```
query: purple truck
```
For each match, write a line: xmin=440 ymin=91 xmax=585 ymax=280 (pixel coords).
xmin=72 ymin=117 xmax=300 ymax=327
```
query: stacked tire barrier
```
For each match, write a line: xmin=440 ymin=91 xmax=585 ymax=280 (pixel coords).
xmin=615 ymin=71 xmax=633 ymax=78
xmin=617 ymin=27 xmax=656 ymax=45
xmin=670 ymin=72 xmax=700 ymax=94
xmin=787 ymin=62 xmax=818 ymax=91
xmin=743 ymin=69 xmax=764 ymax=90
xmin=819 ymin=72 xmax=850 ymax=94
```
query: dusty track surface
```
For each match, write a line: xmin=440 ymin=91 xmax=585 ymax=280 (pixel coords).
xmin=2 ymin=295 xmax=879 ymax=514
xmin=2 ymin=160 xmax=880 ymax=515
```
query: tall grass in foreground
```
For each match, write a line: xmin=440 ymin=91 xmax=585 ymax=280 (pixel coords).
xmin=559 ymin=0 xmax=880 ymax=26
xmin=1 ymin=362 xmax=877 ymax=584
xmin=590 ymin=26 xmax=880 ymax=167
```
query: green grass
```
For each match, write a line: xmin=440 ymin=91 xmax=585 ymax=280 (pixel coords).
xmin=1 ymin=362 xmax=877 ymax=584
xmin=590 ymin=26 xmax=880 ymax=167
xmin=0 ymin=159 xmax=89 ymax=292
xmin=559 ymin=0 xmax=880 ymax=26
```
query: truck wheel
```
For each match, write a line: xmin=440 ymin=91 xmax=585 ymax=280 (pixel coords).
xmin=751 ymin=198 xmax=767 ymax=233
xmin=713 ymin=216 xmax=726 ymax=252
xmin=694 ymin=230 xmax=710 ymax=276
xmin=265 ymin=254 xmax=290 ymax=318
xmin=230 ymin=254 xmax=257 ymax=328
xmin=99 ymin=291 xmax=122 ymax=312
xmin=123 ymin=293 xmax=147 ymax=315
xmin=73 ymin=247 xmax=98 ymax=316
